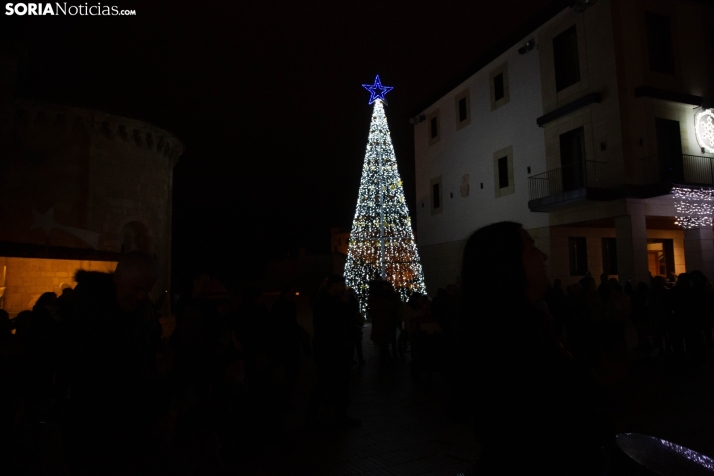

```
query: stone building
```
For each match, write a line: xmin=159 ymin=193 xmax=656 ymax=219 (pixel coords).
xmin=413 ymin=0 xmax=714 ymax=292
xmin=0 ymin=47 xmax=183 ymax=315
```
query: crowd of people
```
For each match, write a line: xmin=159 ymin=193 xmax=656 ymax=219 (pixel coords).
xmin=0 ymin=252 xmax=316 ymax=474
xmin=2 ymin=229 xmax=714 ymax=474
xmin=545 ymin=270 xmax=714 ymax=369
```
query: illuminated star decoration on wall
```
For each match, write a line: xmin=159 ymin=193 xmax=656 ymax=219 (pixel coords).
xmin=362 ymin=75 xmax=393 ymax=105
xmin=30 ymin=208 xmax=101 ymax=249
xmin=695 ymin=109 xmax=714 ymax=153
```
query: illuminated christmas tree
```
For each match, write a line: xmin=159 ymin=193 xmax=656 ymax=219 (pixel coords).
xmin=345 ymin=75 xmax=427 ymax=310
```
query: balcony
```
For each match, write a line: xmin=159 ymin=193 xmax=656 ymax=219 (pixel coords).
xmin=528 ymin=160 xmax=612 ymax=211
xmin=528 ymin=154 xmax=714 ymax=212
xmin=641 ymin=154 xmax=714 ymax=186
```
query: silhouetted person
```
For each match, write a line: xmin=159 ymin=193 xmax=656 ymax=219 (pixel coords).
xmin=597 ymin=272 xmax=610 ymax=303
xmin=442 ymin=284 xmax=460 ymax=334
xmin=173 ymin=278 xmax=234 ymax=474
xmin=670 ymin=273 xmax=695 ymax=357
xmin=63 ymin=251 xmax=162 ymax=475
xmin=631 ymin=282 xmax=649 ymax=352
xmin=307 ymin=275 xmax=360 ymax=428
xmin=0 ymin=309 xmax=21 ymax=468
xmin=689 ymin=270 xmax=712 ymax=354
xmin=170 ymin=271 xmax=215 ymax=405
xmin=15 ymin=292 xmax=63 ymax=431
xmin=269 ymin=284 xmax=306 ymax=393
xmin=57 ymin=286 xmax=75 ymax=321
xmin=345 ymin=286 xmax=365 ymax=365
xmin=174 ymin=270 xmax=210 ymax=326
xmin=545 ymin=278 xmax=566 ymax=338
xmin=647 ymin=276 xmax=670 ymax=356
xmin=459 ymin=222 xmax=611 ymax=474
xmin=235 ymin=286 xmax=271 ymax=395
xmin=370 ymin=282 xmax=400 ymax=359
xmin=432 ymin=286 xmax=459 ymax=335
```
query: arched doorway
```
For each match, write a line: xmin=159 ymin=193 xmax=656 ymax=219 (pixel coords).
xmin=120 ymin=221 xmax=152 ymax=253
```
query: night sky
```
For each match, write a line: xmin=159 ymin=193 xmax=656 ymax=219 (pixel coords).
xmin=2 ymin=0 xmax=559 ymax=281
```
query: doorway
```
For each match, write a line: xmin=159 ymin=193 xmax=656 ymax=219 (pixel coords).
xmin=655 ymin=118 xmax=683 ymax=183
xmin=647 ymin=239 xmax=674 ymax=278
xmin=560 ymin=126 xmax=586 ymax=192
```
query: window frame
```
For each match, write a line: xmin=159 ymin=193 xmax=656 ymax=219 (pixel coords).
xmin=428 ymin=109 xmax=440 ymax=146
xmin=454 ymin=88 xmax=471 ymax=130
xmin=568 ymin=237 xmax=588 ymax=276
xmin=493 ymin=145 xmax=515 ymax=198
xmin=601 ymin=237 xmax=618 ymax=275
xmin=489 ymin=63 xmax=510 ymax=111
xmin=430 ymin=175 xmax=443 ymax=215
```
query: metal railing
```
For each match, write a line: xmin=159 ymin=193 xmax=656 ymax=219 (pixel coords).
xmin=528 ymin=160 xmax=609 ymax=201
xmin=641 ymin=154 xmax=714 ymax=186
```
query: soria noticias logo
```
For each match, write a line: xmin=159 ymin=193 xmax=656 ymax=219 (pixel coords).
xmin=5 ymin=3 xmax=136 ymax=15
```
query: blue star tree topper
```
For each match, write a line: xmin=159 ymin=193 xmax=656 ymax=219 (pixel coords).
xmin=362 ymin=75 xmax=393 ymax=104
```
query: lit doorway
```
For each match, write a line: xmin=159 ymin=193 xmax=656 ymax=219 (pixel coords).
xmin=647 ymin=239 xmax=674 ymax=278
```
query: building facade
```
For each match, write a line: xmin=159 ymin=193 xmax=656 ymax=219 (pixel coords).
xmin=0 ymin=47 xmax=183 ymax=315
xmin=414 ymin=0 xmax=714 ymax=292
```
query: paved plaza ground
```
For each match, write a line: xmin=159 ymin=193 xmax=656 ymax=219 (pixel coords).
xmin=207 ymin=301 xmax=714 ymax=476
xmin=224 ymin=322 xmax=478 ymax=476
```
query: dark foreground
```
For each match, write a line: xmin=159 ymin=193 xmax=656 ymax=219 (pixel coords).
xmin=174 ymin=306 xmax=714 ymax=475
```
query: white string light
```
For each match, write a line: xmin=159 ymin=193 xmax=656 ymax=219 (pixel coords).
xmin=672 ymin=186 xmax=714 ymax=228
xmin=345 ymin=99 xmax=427 ymax=310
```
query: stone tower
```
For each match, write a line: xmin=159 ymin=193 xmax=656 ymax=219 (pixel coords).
xmin=0 ymin=47 xmax=183 ymax=315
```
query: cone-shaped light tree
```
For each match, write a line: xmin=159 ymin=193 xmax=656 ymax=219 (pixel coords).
xmin=345 ymin=75 xmax=427 ymax=310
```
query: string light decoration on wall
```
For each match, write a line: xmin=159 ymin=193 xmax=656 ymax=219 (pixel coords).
xmin=695 ymin=109 xmax=714 ymax=154
xmin=672 ymin=186 xmax=714 ymax=228
xmin=344 ymin=76 xmax=427 ymax=310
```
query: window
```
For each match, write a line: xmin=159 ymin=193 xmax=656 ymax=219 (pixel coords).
xmin=489 ymin=63 xmax=510 ymax=111
xmin=428 ymin=110 xmax=440 ymax=145
xmin=559 ymin=127 xmax=585 ymax=192
xmin=493 ymin=146 xmax=514 ymax=198
xmin=602 ymin=238 xmax=618 ymax=275
xmin=569 ymin=237 xmax=588 ymax=276
xmin=458 ymin=98 xmax=467 ymax=122
xmin=494 ymin=73 xmax=504 ymax=101
xmin=454 ymin=89 xmax=471 ymax=130
xmin=553 ymin=25 xmax=580 ymax=92
xmin=498 ymin=157 xmax=509 ymax=189
xmin=430 ymin=176 xmax=443 ymax=215
xmin=646 ymin=11 xmax=675 ymax=74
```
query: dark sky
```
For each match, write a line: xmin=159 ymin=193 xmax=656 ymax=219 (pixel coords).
xmin=2 ymin=0 xmax=557 ymax=279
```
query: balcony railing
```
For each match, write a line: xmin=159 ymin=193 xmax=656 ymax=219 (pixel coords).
xmin=528 ymin=160 xmax=610 ymax=202
xmin=641 ymin=154 xmax=714 ymax=186
xmin=528 ymin=154 xmax=714 ymax=205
